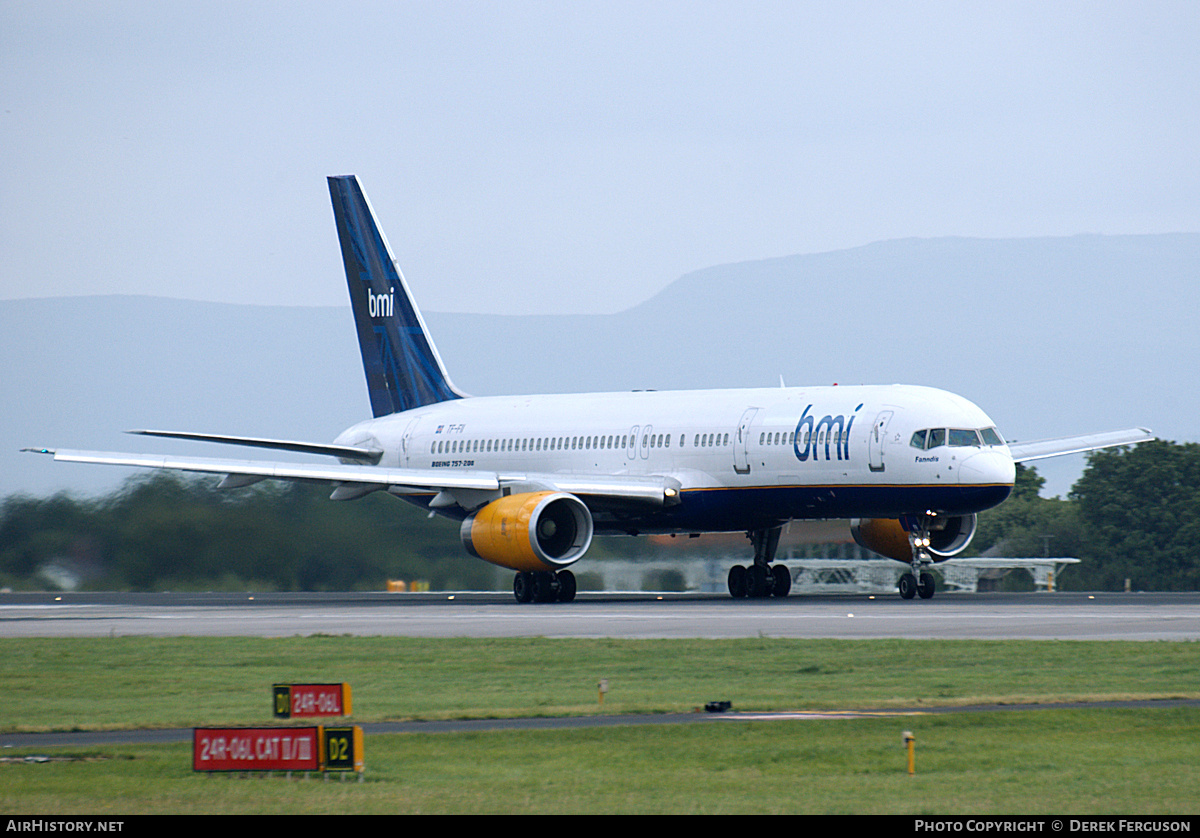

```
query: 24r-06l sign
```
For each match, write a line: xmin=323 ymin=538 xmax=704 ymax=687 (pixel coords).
xmin=273 ymin=683 xmax=352 ymax=718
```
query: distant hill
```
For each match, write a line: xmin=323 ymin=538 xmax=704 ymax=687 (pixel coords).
xmin=4 ymin=233 xmax=1196 ymax=500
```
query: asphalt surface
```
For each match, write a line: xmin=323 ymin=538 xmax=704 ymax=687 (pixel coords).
xmin=2 ymin=590 xmax=1199 ymax=640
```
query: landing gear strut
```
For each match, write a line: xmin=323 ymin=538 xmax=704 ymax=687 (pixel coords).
xmin=513 ymin=569 xmax=576 ymax=603
xmin=898 ymin=518 xmax=937 ymax=600
xmin=727 ymin=526 xmax=791 ymax=599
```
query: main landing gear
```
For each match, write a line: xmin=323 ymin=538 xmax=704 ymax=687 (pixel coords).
xmin=898 ymin=521 xmax=937 ymax=600
xmin=513 ymin=569 xmax=576 ymax=603
xmin=727 ymin=526 xmax=791 ymax=599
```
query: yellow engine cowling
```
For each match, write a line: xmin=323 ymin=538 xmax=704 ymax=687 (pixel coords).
xmin=850 ymin=514 xmax=977 ymax=563
xmin=459 ymin=491 xmax=594 ymax=572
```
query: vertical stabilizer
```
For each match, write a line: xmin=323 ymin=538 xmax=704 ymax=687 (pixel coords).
xmin=328 ymin=175 xmax=465 ymax=417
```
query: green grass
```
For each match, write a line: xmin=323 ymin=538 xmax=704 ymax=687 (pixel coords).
xmin=2 ymin=637 xmax=1199 ymax=813
xmin=3 ymin=710 xmax=1198 ymax=814
xmin=4 ymin=636 xmax=1198 ymax=732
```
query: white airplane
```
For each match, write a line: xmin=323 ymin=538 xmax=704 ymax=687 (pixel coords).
xmin=26 ymin=176 xmax=1154 ymax=603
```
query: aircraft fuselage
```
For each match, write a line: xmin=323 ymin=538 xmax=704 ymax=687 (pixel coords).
xmin=335 ymin=383 xmax=1015 ymax=533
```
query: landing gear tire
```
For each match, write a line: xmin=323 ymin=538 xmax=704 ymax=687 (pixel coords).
xmin=898 ymin=572 xmax=917 ymax=600
xmin=917 ymin=571 xmax=936 ymax=600
xmin=729 ymin=563 xmax=790 ymax=598
xmin=771 ymin=564 xmax=791 ymax=597
xmin=556 ymin=569 xmax=577 ymax=603
xmin=746 ymin=564 xmax=768 ymax=598
xmin=728 ymin=565 xmax=748 ymax=598
xmin=513 ymin=570 xmax=577 ymax=603
xmin=531 ymin=571 xmax=558 ymax=603
xmin=514 ymin=572 xmax=534 ymax=603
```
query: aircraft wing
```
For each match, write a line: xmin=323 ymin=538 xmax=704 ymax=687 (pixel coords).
xmin=22 ymin=448 xmax=680 ymax=506
xmin=1006 ymin=427 xmax=1154 ymax=463
xmin=127 ymin=430 xmax=383 ymax=463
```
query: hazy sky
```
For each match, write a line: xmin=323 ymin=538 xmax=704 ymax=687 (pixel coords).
xmin=3 ymin=1 xmax=1198 ymax=315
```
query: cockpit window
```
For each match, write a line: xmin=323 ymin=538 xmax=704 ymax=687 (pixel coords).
xmin=911 ymin=426 xmax=1006 ymax=451
xmin=949 ymin=429 xmax=982 ymax=447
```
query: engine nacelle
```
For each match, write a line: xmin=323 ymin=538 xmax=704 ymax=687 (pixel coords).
xmin=460 ymin=491 xmax=594 ymax=572
xmin=850 ymin=514 xmax=977 ymax=563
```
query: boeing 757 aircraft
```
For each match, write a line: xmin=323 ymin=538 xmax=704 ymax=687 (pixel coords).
xmin=26 ymin=176 xmax=1154 ymax=602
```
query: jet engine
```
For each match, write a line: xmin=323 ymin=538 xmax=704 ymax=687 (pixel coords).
xmin=850 ymin=514 xmax=977 ymax=563
xmin=460 ymin=491 xmax=594 ymax=572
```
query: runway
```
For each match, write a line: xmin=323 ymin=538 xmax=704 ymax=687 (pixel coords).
xmin=3 ymin=590 xmax=1199 ymax=640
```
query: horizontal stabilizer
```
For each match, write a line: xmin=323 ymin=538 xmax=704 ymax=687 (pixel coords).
xmin=128 ymin=430 xmax=383 ymax=463
xmin=1007 ymin=428 xmax=1154 ymax=463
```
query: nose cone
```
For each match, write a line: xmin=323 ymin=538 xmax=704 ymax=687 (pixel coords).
xmin=958 ymin=448 xmax=1016 ymax=487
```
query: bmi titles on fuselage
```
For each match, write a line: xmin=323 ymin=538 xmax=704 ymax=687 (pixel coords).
xmin=793 ymin=403 xmax=862 ymax=462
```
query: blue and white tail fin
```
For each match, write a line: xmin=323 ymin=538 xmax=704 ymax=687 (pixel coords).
xmin=328 ymin=175 xmax=466 ymax=417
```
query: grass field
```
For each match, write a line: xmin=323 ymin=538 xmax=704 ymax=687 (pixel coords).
xmin=3 ymin=636 xmax=1199 ymax=814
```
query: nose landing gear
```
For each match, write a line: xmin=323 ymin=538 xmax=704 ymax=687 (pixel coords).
xmin=898 ymin=522 xmax=937 ymax=600
xmin=898 ymin=569 xmax=936 ymax=600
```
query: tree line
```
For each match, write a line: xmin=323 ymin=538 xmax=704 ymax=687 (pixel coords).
xmin=971 ymin=440 xmax=1200 ymax=590
xmin=2 ymin=440 xmax=1197 ymax=592
xmin=0 ymin=474 xmax=489 ymax=592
